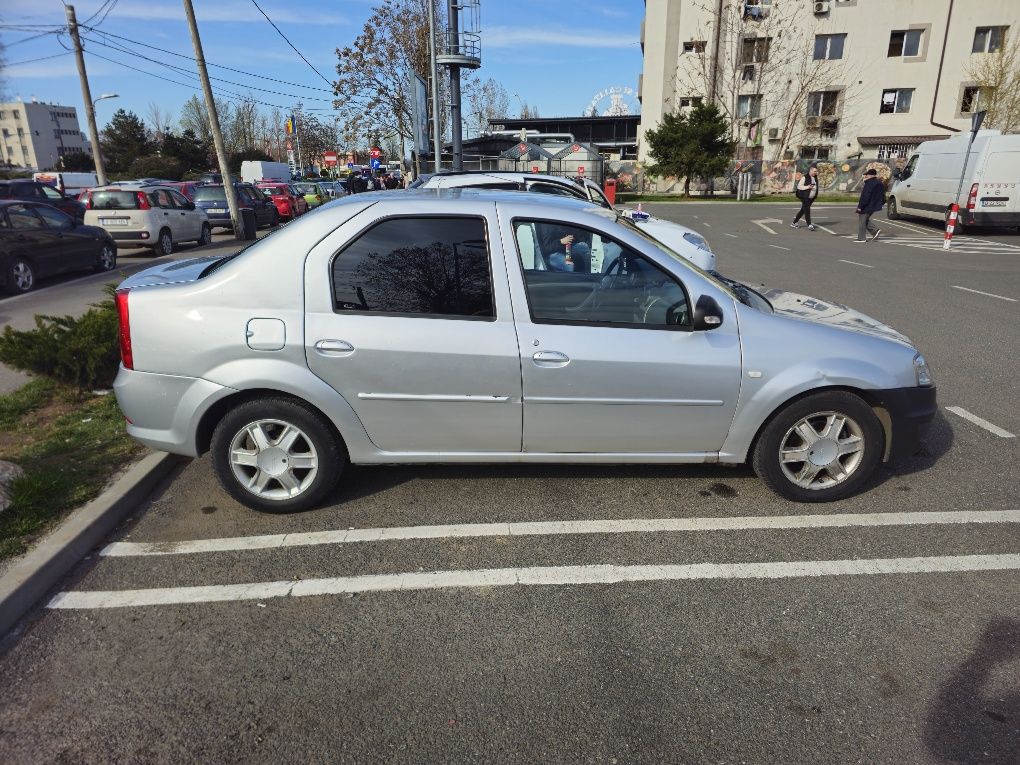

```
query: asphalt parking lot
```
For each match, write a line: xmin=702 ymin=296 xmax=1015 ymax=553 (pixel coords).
xmin=1 ymin=203 xmax=1017 ymax=764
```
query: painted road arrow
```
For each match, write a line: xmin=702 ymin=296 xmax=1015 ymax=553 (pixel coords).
xmin=752 ymin=218 xmax=783 ymax=235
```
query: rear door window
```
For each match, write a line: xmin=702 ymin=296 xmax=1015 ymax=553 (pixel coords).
xmin=35 ymin=204 xmax=73 ymax=229
xmin=7 ymin=204 xmax=44 ymax=229
xmin=331 ymin=216 xmax=494 ymax=319
xmin=40 ymin=186 xmax=64 ymax=200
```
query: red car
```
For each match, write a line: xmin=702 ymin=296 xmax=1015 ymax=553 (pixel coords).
xmin=255 ymin=182 xmax=308 ymax=220
xmin=166 ymin=182 xmax=198 ymax=201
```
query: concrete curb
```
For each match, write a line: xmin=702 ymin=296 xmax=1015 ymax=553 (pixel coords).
xmin=0 ymin=451 xmax=183 ymax=638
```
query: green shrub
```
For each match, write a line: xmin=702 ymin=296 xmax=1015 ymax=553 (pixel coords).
xmin=0 ymin=290 xmax=120 ymax=392
xmin=127 ymin=154 xmax=183 ymax=181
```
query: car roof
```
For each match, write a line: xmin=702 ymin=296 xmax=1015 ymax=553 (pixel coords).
xmin=425 ymin=171 xmax=582 ymax=188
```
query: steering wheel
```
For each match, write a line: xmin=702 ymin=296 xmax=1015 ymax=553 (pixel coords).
xmin=566 ymin=254 xmax=625 ymax=314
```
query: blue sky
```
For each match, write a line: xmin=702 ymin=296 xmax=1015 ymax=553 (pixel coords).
xmin=1 ymin=0 xmax=644 ymax=130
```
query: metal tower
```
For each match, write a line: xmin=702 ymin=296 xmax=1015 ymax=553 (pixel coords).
xmin=437 ymin=0 xmax=481 ymax=170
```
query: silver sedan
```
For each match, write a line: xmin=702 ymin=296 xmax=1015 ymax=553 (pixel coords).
xmin=113 ymin=190 xmax=936 ymax=512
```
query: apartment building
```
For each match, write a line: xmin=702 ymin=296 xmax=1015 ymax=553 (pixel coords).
xmin=637 ymin=0 xmax=1020 ymax=163
xmin=0 ymin=99 xmax=90 ymax=170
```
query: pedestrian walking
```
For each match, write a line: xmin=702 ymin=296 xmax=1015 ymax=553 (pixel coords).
xmin=790 ymin=165 xmax=819 ymax=230
xmin=856 ymin=168 xmax=885 ymax=243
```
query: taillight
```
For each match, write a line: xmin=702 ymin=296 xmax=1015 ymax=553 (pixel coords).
xmin=85 ymin=191 xmax=93 ymax=209
xmin=136 ymin=191 xmax=151 ymax=210
xmin=115 ymin=288 xmax=133 ymax=370
xmin=967 ymin=182 xmax=979 ymax=210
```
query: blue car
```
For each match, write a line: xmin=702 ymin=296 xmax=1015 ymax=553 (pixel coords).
xmin=193 ymin=183 xmax=279 ymax=230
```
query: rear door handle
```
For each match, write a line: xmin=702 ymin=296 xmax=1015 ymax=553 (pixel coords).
xmin=532 ymin=350 xmax=570 ymax=367
xmin=314 ymin=339 xmax=355 ymax=357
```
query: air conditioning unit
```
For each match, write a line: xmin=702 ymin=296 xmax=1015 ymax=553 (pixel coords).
xmin=806 ymin=116 xmax=821 ymax=128
xmin=813 ymin=1 xmax=830 ymax=13
xmin=821 ymin=117 xmax=840 ymax=129
xmin=767 ymin=127 xmax=780 ymax=140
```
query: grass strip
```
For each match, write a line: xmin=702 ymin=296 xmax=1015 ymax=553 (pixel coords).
xmin=0 ymin=383 xmax=142 ymax=561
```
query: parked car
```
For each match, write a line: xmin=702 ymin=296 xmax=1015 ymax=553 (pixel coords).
xmin=83 ymin=185 xmax=211 ymax=255
xmin=293 ymin=181 xmax=326 ymax=208
xmin=415 ymin=171 xmax=717 ymax=271
xmin=255 ymin=182 xmax=308 ymax=220
xmin=193 ymin=183 xmax=279 ymax=230
xmin=0 ymin=180 xmax=87 ymax=222
xmin=888 ymin=129 xmax=1020 ymax=231
xmin=166 ymin=181 xmax=199 ymax=201
xmin=112 ymin=190 xmax=936 ymax=512
xmin=1 ymin=200 xmax=116 ymax=294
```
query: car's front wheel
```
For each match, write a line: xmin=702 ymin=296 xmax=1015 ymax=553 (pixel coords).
xmin=154 ymin=228 xmax=173 ymax=256
xmin=269 ymin=210 xmax=280 ymax=228
xmin=197 ymin=223 xmax=212 ymax=246
xmin=211 ymin=397 xmax=345 ymax=513
xmin=5 ymin=257 xmax=35 ymax=294
xmin=93 ymin=243 xmax=116 ymax=272
xmin=752 ymin=391 xmax=884 ymax=502
xmin=886 ymin=197 xmax=900 ymax=220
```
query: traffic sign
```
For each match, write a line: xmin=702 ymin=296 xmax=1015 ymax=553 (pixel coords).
xmin=578 ymin=166 xmax=585 ymax=175
xmin=370 ymin=147 xmax=381 ymax=159
xmin=347 ymin=162 xmax=354 ymax=169
xmin=370 ymin=158 xmax=381 ymax=169
xmin=323 ymin=151 xmax=338 ymax=166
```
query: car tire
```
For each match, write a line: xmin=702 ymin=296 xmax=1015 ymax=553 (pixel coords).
xmin=270 ymin=210 xmax=280 ymax=228
xmin=886 ymin=197 xmax=900 ymax=220
xmin=211 ymin=397 xmax=346 ymax=513
xmin=752 ymin=391 xmax=884 ymax=503
xmin=93 ymin=242 xmax=117 ymax=272
xmin=154 ymin=228 xmax=173 ymax=257
xmin=5 ymin=257 xmax=35 ymax=294
xmin=197 ymin=223 xmax=212 ymax=246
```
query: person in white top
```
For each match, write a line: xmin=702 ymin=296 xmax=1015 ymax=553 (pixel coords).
xmin=790 ymin=165 xmax=819 ymax=231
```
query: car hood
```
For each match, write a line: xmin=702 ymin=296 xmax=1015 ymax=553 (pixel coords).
xmin=759 ymin=287 xmax=912 ymax=345
xmin=628 ymin=215 xmax=717 ymax=271
xmin=118 ymin=255 xmax=227 ymax=289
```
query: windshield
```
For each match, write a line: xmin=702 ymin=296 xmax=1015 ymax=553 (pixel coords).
xmin=193 ymin=187 xmax=226 ymax=202
xmin=260 ymin=186 xmax=287 ymax=196
xmin=616 ymin=215 xmax=772 ymax=312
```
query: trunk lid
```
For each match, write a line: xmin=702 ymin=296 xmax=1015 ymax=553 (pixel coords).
xmin=118 ymin=254 xmax=227 ymax=289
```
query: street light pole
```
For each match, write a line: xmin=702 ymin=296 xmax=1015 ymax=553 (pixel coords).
xmin=64 ymin=4 xmax=108 ymax=185
xmin=512 ymin=91 xmax=526 ymax=117
xmin=427 ymin=0 xmax=442 ymax=173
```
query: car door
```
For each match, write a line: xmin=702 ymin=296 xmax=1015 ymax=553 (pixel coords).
xmin=503 ymin=215 xmax=742 ymax=455
xmin=303 ymin=210 xmax=523 ymax=453
xmin=169 ymin=189 xmax=200 ymax=239
xmin=4 ymin=203 xmax=58 ymax=278
xmin=33 ymin=203 xmax=93 ymax=270
xmin=149 ymin=189 xmax=179 ymax=240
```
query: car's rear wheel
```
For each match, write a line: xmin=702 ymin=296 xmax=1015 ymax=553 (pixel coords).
xmin=6 ymin=257 xmax=35 ymax=294
xmin=886 ymin=197 xmax=900 ymax=220
xmin=93 ymin=243 xmax=116 ymax=272
xmin=154 ymin=228 xmax=173 ymax=256
xmin=197 ymin=223 xmax=212 ymax=246
xmin=752 ymin=391 xmax=883 ymax=502
xmin=211 ymin=397 xmax=345 ymax=513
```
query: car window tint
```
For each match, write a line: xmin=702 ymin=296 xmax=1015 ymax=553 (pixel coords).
xmin=514 ymin=219 xmax=691 ymax=329
xmin=7 ymin=204 xmax=44 ymax=230
xmin=35 ymin=204 xmax=73 ymax=229
xmin=169 ymin=190 xmax=190 ymax=207
xmin=332 ymin=216 xmax=493 ymax=319
xmin=528 ymin=182 xmax=582 ymax=199
xmin=41 ymin=186 xmax=63 ymax=199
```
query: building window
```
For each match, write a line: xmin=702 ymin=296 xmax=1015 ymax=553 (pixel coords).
xmin=12 ymin=110 xmax=20 ymax=119
xmin=743 ymin=0 xmax=773 ymax=20
xmin=973 ymin=26 xmax=1007 ymax=53
xmin=742 ymin=64 xmax=756 ymax=81
xmin=678 ymin=97 xmax=703 ymax=109
xmin=813 ymin=34 xmax=846 ymax=60
xmin=961 ymin=86 xmax=985 ymax=113
xmin=888 ymin=29 xmax=922 ymax=57
xmin=740 ymin=37 xmax=771 ymax=64
xmin=682 ymin=41 xmax=706 ymax=54
xmin=876 ymin=143 xmax=917 ymax=160
xmin=880 ymin=88 xmax=914 ymax=114
xmin=0 ymin=111 xmax=5 ymax=119
xmin=807 ymin=90 xmax=840 ymax=117
xmin=737 ymin=94 xmax=762 ymax=119
xmin=800 ymin=146 xmax=831 ymax=160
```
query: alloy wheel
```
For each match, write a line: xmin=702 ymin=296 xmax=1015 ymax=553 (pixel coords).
xmin=98 ymin=245 xmax=115 ymax=270
xmin=228 ymin=419 xmax=320 ymax=501
xmin=12 ymin=260 xmax=34 ymax=292
xmin=778 ymin=411 xmax=866 ymax=490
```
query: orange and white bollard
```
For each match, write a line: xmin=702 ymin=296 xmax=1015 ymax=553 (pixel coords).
xmin=943 ymin=203 xmax=959 ymax=249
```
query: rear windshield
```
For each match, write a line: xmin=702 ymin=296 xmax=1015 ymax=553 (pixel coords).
xmin=90 ymin=191 xmax=140 ymax=210
xmin=295 ymin=183 xmax=316 ymax=193
xmin=194 ymin=187 xmax=227 ymax=202
xmin=260 ymin=186 xmax=287 ymax=195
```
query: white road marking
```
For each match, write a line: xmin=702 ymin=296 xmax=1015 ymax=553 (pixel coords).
xmin=752 ymin=218 xmax=783 ymax=235
xmin=48 ymin=554 xmax=1020 ymax=609
xmin=815 ymin=225 xmax=839 ymax=236
xmin=702 ymin=222 xmax=712 ymax=227
xmin=100 ymin=510 xmax=1020 ymax=557
xmin=952 ymin=285 xmax=1017 ymax=302
xmin=724 ymin=233 xmax=739 ymax=238
xmin=838 ymin=259 xmax=874 ymax=268
xmin=882 ymin=219 xmax=938 ymax=235
xmin=946 ymin=407 xmax=1016 ymax=438
xmin=768 ymin=244 xmax=791 ymax=251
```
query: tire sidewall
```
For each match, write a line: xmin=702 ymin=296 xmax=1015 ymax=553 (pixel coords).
xmin=199 ymin=223 xmax=211 ymax=245
xmin=157 ymin=228 xmax=172 ymax=256
xmin=96 ymin=243 xmax=116 ymax=272
xmin=753 ymin=391 xmax=884 ymax=503
xmin=887 ymin=198 xmax=899 ymax=220
xmin=210 ymin=397 xmax=345 ymax=513
xmin=7 ymin=258 xmax=35 ymax=293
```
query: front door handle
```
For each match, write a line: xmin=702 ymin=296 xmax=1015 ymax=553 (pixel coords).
xmin=533 ymin=350 xmax=570 ymax=367
xmin=314 ymin=339 xmax=355 ymax=357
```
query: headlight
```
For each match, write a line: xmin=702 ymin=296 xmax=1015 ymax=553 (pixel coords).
xmin=683 ymin=232 xmax=712 ymax=252
xmin=913 ymin=353 xmax=933 ymax=387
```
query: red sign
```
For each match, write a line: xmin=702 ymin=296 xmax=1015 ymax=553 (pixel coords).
xmin=323 ymin=151 xmax=338 ymax=167
xmin=370 ymin=147 xmax=382 ymax=159
xmin=519 ymin=143 xmax=529 ymax=154
xmin=571 ymin=143 xmax=581 ymax=153
xmin=578 ymin=166 xmax=585 ymax=175
xmin=532 ymin=166 xmax=540 ymax=173
xmin=285 ymin=139 xmax=293 ymax=152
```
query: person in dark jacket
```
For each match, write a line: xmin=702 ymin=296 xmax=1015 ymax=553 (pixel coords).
xmin=856 ymin=168 xmax=885 ymax=242
xmin=791 ymin=165 xmax=819 ymax=230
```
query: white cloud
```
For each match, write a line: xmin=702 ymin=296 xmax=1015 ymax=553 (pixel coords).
xmin=485 ymin=26 xmax=638 ymax=49
xmin=5 ymin=59 xmax=114 ymax=80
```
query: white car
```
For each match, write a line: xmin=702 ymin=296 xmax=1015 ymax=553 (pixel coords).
xmin=414 ymin=171 xmax=717 ymax=272
xmin=83 ymin=185 xmax=211 ymax=255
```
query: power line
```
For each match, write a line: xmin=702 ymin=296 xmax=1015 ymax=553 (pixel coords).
xmin=2 ymin=29 xmax=65 ymax=47
xmin=4 ymin=51 xmax=73 ymax=67
xmin=249 ymin=0 xmax=333 ymax=87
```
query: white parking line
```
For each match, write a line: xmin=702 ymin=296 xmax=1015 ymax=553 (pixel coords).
xmin=100 ymin=510 xmax=1020 ymax=557
xmin=946 ymin=407 xmax=1016 ymax=438
xmin=952 ymin=285 xmax=1017 ymax=302
xmin=815 ymin=225 xmax=839 ymax=236
xmin=838 ymin=259 xmax=874 ymax=268
xmin=724 ymin=233 xmax=739 ymax=238
xmin=768 ymin=244 xmax=791 ymax=251
xmin=48 ymin=554 xmax=1020 ymax=609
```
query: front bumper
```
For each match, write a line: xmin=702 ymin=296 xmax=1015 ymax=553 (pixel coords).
xmin=871 ymin=386 xmax=937 ymax=464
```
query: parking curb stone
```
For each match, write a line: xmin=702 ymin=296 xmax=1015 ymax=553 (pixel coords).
xmin=0 ymin=450 xmax=184 ymax=638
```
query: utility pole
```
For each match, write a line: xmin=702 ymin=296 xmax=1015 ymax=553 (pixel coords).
xmin=64 ymin=5 xmax=107 ymax=185
xmin=294 ymin=102 xmax=306 ymax=177
xmin=427 ymin=0 xmax=442 ymax=172
xmin=447 ymin=0 xmax=463 ymax=170
xmin=182 ymin=0 xmax=243 ymax=238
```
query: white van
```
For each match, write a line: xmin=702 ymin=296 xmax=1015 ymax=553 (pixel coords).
xmin=240 ymin=160 xmax=291 ymax=184
xmin=887 ymin=130 xmax=1020 ymax=231
xmin=33 ymin=171 xmax=98 ymax=197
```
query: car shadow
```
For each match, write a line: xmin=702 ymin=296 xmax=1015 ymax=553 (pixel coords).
xmin=867 ymin=408 xmax=954 ymax=491
xmin=923 ymin=618 xmax=1020 ymax=763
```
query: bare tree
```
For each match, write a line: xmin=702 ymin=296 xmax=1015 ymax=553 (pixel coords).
xmin=965 ymin=32 xmax=1020 ymax=134
xmin=519 ymin=102 xmax=540 ymax=119
xmin=464 ymin=77 xmax=511 ymax=134
xmin=146 ymin=102 xmax=174 ymax=144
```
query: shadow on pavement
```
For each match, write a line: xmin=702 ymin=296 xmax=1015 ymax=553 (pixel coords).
xmin=924 ymin=618 xmax=1020 ymax=763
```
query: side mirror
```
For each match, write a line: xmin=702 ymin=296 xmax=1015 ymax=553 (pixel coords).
xmin=693 ymin=294 xmax=724 ymax=331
